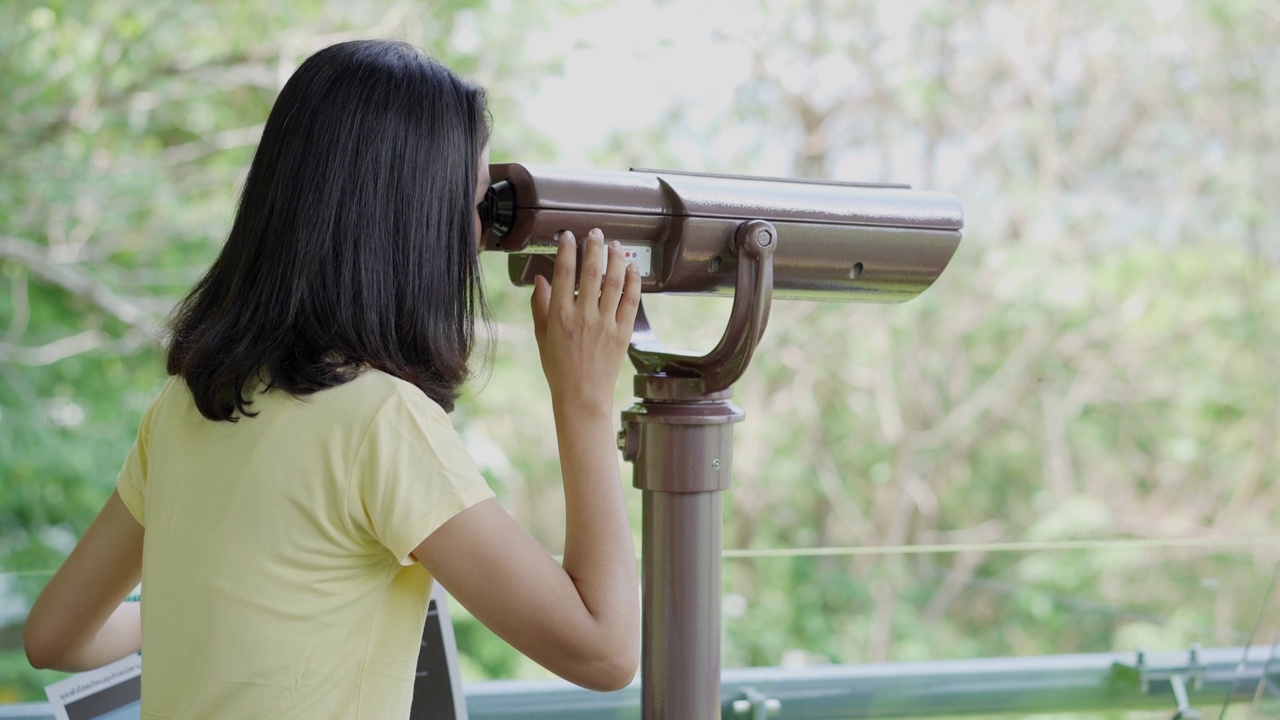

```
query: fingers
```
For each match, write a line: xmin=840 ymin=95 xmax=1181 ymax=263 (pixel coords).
xmin=616 ymin=262 xmax=641 ymax=329
xmin=542 ymin=227 xmax=639 ymax=335
xmin=598 ymin=240 xmax=626 ymax=315
xmin=577 ymin=228 xmax=606 ymax=302
xmin=531 ymin=274 xmax=551 ymax=339
xmin=548 ymin=231 xmax=577 ymax=315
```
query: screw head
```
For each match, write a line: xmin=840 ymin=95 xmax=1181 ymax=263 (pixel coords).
xmin=712 ymin=458 xmax=722 ymax=469
xmin=756 ymin=229 xmax=774 ymax=247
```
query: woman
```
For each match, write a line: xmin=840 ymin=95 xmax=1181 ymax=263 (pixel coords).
xmin=24 ymin=39 xmax=641 ymax=718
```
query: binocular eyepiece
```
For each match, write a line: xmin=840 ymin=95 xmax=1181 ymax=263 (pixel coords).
xmin=478 ymin=164 xmax=963 ymax=303
xmin=478 ymin=180 xmax=517 ymax=239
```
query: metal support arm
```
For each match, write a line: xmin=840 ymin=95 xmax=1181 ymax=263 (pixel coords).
xmin=628 ymin=219 xmax=777 ymax=394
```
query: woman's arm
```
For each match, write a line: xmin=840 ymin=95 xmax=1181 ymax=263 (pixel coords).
xmin=414 ymin=228 xmax=642 ymax=691
xmin=24 ymin=490 xmax=144 ymax=671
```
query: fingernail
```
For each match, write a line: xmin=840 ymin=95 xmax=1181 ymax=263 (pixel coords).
xmin=610 ymin=241 xmax=621 ymax=251
xmin=590 ymin=228 xmax=603 ymax=239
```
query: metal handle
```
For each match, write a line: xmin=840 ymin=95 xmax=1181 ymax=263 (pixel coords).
xmin=628 ymin=219 xmax=777 ymax=393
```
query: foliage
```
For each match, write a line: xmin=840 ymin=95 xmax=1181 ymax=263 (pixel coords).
xmin=2 ymin=0 xmax=1278 ymax=715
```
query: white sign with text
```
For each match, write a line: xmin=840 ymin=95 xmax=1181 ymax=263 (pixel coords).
xmin=44 ymin=653 xmax=141 ymax=720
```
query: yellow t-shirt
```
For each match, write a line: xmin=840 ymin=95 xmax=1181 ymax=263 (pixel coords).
xmin=115 ymin=370 xmax=494 ymax=719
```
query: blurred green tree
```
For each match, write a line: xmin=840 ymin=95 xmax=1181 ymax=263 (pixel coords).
xmin=2 ymin=0 xmax=1278 ymax=713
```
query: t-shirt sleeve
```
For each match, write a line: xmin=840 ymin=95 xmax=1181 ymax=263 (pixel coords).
xmin=116 ymin=377 xmax=176 ymax=526
xmin=351 ymin=387 xmax=495 ymax=566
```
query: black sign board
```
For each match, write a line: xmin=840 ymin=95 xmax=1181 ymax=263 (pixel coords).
xmin=409 ymin=583 xmax=468 ymax=720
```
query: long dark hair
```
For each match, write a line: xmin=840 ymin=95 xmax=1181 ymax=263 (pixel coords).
xmin=167 ymin=40 xmax=491 ymax=421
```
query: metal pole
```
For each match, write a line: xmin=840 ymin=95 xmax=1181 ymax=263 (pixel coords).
xmin=642 ymin=489 xmax=723 ymax=719
xmin=625 ymin=379 xmax=742 ymax=719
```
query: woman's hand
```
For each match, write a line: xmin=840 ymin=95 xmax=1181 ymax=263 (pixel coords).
xmin=531 ymin=228 xmax=641 ymax=413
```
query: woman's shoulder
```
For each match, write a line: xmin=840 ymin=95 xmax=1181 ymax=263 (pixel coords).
xmin=331 ymin=369 xmax=451 ymax=422
xmin=342 ymin=367 xmax=404 ymax=395
xmin=158 ymin=369 xmax=447 ymax=428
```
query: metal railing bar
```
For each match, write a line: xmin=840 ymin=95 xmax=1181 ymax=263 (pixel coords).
xmin=3 ymin=645 xmax=1276 ymax=719
xmin=454 ymin=645 xmax=1277 ymax=719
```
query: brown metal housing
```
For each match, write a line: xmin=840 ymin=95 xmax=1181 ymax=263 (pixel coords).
xmin=483 ymin=163 xmax=963 ymax=302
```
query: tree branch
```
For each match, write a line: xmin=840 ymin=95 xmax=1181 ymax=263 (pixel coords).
xmin=162 ymin=123 xmax=266 ymax=165
xmin=0 ymin=329 xmax=154 ymax=366
xmin=0 ymin=236 xmax=162 ymax=335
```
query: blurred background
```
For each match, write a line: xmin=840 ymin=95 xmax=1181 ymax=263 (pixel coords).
xmin=1 ymin=0 xmax=1278 ymax=716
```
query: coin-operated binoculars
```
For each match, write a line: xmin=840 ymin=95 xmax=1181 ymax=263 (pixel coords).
xmin=481 ymin=164 xmax=963 ymax=720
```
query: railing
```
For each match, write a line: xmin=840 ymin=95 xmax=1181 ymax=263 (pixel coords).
xmin=3 ymin=644 xmax=1275 ymax=720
